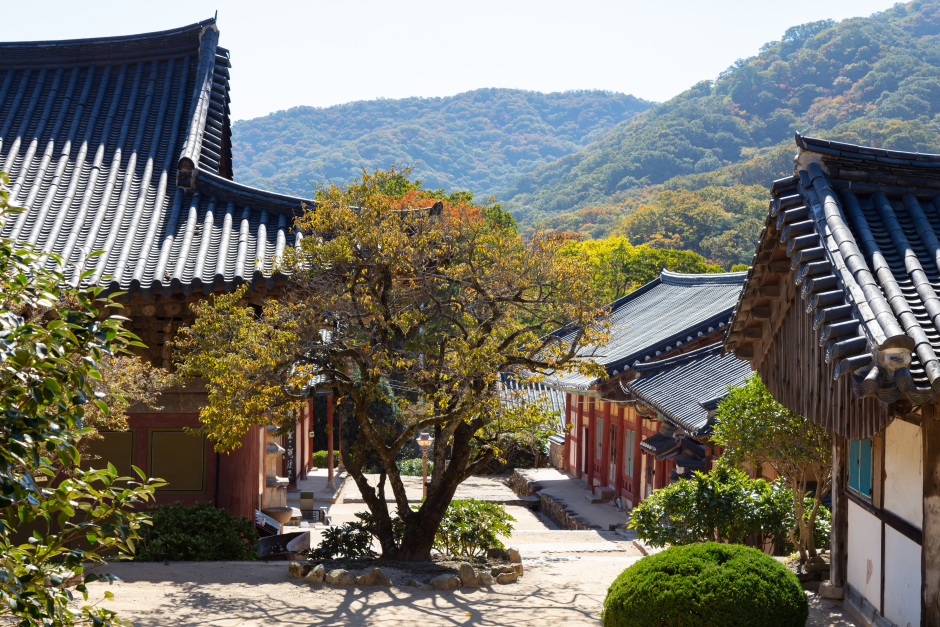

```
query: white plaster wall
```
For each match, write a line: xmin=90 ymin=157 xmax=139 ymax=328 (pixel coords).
xmin=885 ymin=419 xmax=923 ymax=528
xmin=883 ymin=526 xmax=921 ymax=627
xmin=847 ymin=500 xmax=882 ymax=604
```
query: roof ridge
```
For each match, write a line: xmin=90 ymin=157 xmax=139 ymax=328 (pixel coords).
xmin=797 ymin=132 xmax=940 ymax=164
xmin=633 ymin=342 xmax=723 ymax=373
xmin=660 ymin=268 xmax=748 ymax=285
xmin=0 ymin=19 xmax=215 ymax=48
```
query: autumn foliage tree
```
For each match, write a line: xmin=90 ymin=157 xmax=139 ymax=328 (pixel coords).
xmin=174 ymin=167 xmax=608 ymax=560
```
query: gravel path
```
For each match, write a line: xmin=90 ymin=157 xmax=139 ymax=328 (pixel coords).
xmin=83 ymin=553 xmax=859 ymax=626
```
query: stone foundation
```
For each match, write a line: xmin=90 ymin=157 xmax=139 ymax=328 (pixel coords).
xmin=508 ymin=470 xmax=601 ymax=531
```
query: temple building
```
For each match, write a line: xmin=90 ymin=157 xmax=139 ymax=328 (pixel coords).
xmin=0 ymin=19 xmax=317 ymax=518
xmin=724 ymin=133 xmax=940 ymax=627
xmin=547 ymin=269 xmax=748 ymax=506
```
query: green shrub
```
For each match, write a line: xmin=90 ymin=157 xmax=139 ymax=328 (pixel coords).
xmin=602 ymin=543 xmax=807 ymax=627
xmin=135 ymin=501 xmax=258 ymax=562
xmin=397 ymin=458 xmax=433 ymax=476
xmin=433 ymin=499 xmax=514 ymax=558
xmin=305 ymin=517 xmax=376 ymax=560
xmin=629 ymin=467 xmax=793 ymax=548
xmin=311 ymin=450 xmax=330 ymax=468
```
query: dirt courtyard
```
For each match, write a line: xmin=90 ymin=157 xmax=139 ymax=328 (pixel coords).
xmin=85 ymin=557 xmax=856 ymax=627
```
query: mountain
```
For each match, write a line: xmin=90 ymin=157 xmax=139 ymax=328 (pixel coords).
xmin=231 ymin=89 xmax=652 ymax=199
xmin=504 ymin=1 xmax=940 ymax=244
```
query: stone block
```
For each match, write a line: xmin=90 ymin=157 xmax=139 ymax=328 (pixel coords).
xmin=818 ymin=582 xmax=844 ymax=600
xmin=491 ymin=565 xmax=515 ymax=577
xmin=512 ymin=563 xmax=524 ymax=577
xmin=326 ymin=569 xmax=356 ymax=585
xmin=477 ymin=572 xmax=494 ymax=586
xmin=357 ymin=568 xmax=391 ymax=586
xmin=496 ymin=572 xmax=517 ymax=584
xmin=288 ymin=562 xmax=311 ymax=579
xmin=304 ymin=564 xmax=325 ymax=583
xmin=801 ymin=580 xmax=821 ymax=593
xmin=430 ymin=574 xmax=461 ymax=590
xmin=508 ymin=547 xmax=522 ymax=563
xmin=594 ymin=486 xmax=615 ymax=501
xmin=458 ymin=563 xmax=478 ymax=588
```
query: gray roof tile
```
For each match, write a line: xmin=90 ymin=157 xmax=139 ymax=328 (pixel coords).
xmin=546 ymin=270 xmax=746 ymax=390
xmin=0 ymin=19 xmax=312 ymax=298
xmin=625 ymin=343 xmax=752 ymax=435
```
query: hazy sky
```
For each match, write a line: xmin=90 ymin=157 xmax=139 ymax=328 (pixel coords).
xmin=6 ymin=0 xmax=899 ymax=121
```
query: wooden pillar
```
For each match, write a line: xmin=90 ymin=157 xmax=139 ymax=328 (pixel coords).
xmin=924 ymin=402 xmax=940 ymax=626
xmin=575 ymin=396 xmax=584 ymax=478
xmin=632 ymin=411 xmax=642 ymax=501
xmin=705 ymin=443 xmax=713 ymax=472
xmin=326 ymin=394 xmax=334 ymax=486
xmin=601 ymin=401 xmax=611 ymax=487
xmin=563 ymin=393 xmax=572 ymax=470
xmin=831 ymin=434 xmax=848 ymax=589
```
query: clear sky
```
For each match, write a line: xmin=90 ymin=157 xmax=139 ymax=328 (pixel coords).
xmin=6 ymin=0 xmax=899 ymax=121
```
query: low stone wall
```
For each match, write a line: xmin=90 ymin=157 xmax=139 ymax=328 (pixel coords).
xmin=548 ymin=441 xmax=564 ymax=469
xmin=508 ymin=470 xmax=600 ymax=531
xmin=538 ymin=492 xmax=600 ymax=531
xmin=508 ymin=470 xmax=537 ymax=496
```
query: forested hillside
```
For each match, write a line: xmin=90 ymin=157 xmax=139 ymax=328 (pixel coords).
xmin=231 ymin=89 xmax=652 ymax=198
xmin=505 ymin=0 xmax=940 ymax=265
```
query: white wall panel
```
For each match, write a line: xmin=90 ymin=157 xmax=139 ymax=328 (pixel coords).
xmin=885 ymin=419 xmax=923 ymax=528
xmin=847 ymin=500 xmax=882 ymax=604
xmin=883 ymin=527 xmax=920 ymax=627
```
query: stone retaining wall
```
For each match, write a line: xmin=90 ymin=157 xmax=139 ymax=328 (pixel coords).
xmin=508 ymin=470 xmax=600 ymax=531
xmin=508 ymin=470 xmax=537 ymax=496
xmin=548 ymin=441 xmax=564 ymax=469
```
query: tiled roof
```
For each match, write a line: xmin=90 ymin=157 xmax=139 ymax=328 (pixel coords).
xmin=0 ymin=19 xmax=313 ymax=297
xmin=726 ymin=133 xmax=940 ymax=407
xmin=623 ymin=343 xmax=752 ymax=435
xmin=546 ymin=270 xmax=747 ymax=390
xmin=500 ymin=375 xmax=567 ymax=436
xmin=639 ymin=433 xmax=680 ymax=456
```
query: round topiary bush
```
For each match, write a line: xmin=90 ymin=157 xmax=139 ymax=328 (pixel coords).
xmin=602 ymin=542 xmax=807 ymax=627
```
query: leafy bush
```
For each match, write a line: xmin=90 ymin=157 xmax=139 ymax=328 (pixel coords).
xmin=0 ymin=181 xmax=163 ymax=627
xmin=135 ymin=501 xmax=258 ymax=562
xmin=628 ymin=467 xmax=793 ymax=548
xmin=433 ymin=499 xmax=515 ymax=558
xmin=306 ymin=518 xmax=376 ymax=560
xmin=397 ymin=458 xmax=433 ymax=476
xmin=601 ymin=543 xmax=807 ymax=627
xmin=311 ymin=450 xmax=330 ymax=468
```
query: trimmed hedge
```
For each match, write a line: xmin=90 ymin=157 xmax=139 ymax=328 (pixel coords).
xmin=602 ymin=543 xmax=807 ymax=627
xmin=311 ymin=450 xmax=329 ymax=469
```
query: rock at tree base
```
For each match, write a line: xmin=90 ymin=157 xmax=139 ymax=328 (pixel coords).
xmin=304 ymin=564 xmax=325 ymax=583
xmin=430 ymin=574 xmax=461 ymax=590
xmin=477 ymin=572 xmax=494 ymax=586
xmin=326 ymin=569 xmax=356 ymax=585
xmin=804 ymin=555 xmax=830 ymax=573
xmin=418 ymin=584 xmax=435 ymax=591
xmin=508 ymin=547 xmax=522 ymax=563
xmin=458 ymin=563 xmax=479 ymax=588
xmin=357 ymin=568 xmax=392 ymax=586
xmin=512 ymin=563 xmax=524 ymax=577
xmin=491 ymin=565 xmax=515 ymax=577
xmin=487 ymin=547 xmax=507 ymax=559
xmin=288 ymin=562 xmax=311 ymax=579
xmin=496 ymin=572 xmax=517 ymax=584
xmin=818 ymin=582 xmax=844 ymax=600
